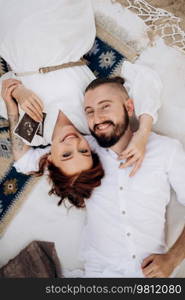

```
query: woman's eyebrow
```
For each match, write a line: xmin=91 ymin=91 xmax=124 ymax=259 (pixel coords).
xmin=61 ymin=153 xmax=91 ymax=161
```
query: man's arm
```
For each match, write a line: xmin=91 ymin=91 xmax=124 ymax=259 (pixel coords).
xmin=142 ymin=139 xmax=185 ymax=278
xmin=168 ymin=227 xmax=185 ymax=268
xmin=142 ymin=227 xmax=185 ymax=278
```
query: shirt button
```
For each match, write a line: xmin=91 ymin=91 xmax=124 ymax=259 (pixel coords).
xmin=126 ymin=232 xmax=131 ymax=237
xmin=122 ymin=210 xmax=126 ymax=215
xmin=120 ymin=186 xmax=123 ymax=190
xmin=132 ymin=254 xmax=136 ymax=259
xmin=106 ymin=149 xmax=109 ymax=152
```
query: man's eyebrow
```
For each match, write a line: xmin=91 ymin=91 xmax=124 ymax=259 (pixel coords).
xmin=85 ymin=100 xmax=112 ymax=111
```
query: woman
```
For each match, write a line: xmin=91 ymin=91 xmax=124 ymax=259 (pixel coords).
xmin=2 ymin=85 xmax=104 ymax=208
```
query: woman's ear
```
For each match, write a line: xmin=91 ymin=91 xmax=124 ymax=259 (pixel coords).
xmin=125 ymin=98 xmax=135 ymax=117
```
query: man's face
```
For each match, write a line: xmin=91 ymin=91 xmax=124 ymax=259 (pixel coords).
xmin=84 ymin=84 xmax=129 ymax=147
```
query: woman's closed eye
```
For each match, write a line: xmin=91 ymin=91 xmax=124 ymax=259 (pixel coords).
xmin=79 ymin=149 xmax=89 ymax=154
xmin=79 ymin=149 xmax=91 ymax=156
xmin=62 ymin=152 xmax=72 ymax=158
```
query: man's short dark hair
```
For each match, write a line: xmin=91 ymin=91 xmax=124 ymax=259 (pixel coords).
xmin=85 ymin=76 xmax=128 ymax=98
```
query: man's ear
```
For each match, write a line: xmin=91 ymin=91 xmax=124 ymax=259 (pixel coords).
xmin=125 ymin=98 xmax=135 ymax=116
xmin=47 ymin=154 xmax=52 ymax=163
xmin=125 ymin=98 xmax=139 ymax=132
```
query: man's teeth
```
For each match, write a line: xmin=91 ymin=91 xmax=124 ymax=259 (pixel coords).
xmin=97 ymin=123 xmax=110 ymax=130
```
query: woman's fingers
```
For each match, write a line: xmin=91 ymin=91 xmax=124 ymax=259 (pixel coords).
xmin=33 ymin=96 xmax=44 ymax=111
xmin=22 ymin=103 xmax=42 ymax=122
xmin=29 ymin=98 xmax=43 ymax=119
xmin=119 ymin=154 xmax=139 ymax=169
xmin=118 ymin=148 xmax=133 ymax=159
xmin=129 ymin=158 xmax=143 ymax=177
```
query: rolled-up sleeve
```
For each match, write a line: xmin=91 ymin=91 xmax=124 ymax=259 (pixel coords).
xmin=121 ymin=61 xmax=163 ymax=124
xmin=167 ymin=140 xmax=185 ymax=206
xmin=13 ymin=146 xmax=50 ymax=174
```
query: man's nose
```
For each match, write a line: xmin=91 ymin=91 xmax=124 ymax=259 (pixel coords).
xmin=93 ymin=110 xmax=105 ymax=125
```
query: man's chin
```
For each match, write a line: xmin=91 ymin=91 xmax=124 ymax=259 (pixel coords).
xmin=90 ymin=129 xmax=116 ymax=147
xmin=95 ymin=129 xmax=113 ymax=138
xmin=94 ymin=134 xmax=118 ymax=148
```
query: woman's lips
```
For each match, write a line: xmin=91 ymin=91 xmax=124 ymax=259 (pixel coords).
xmin=62 ymin=133 xmax=78 ymax=142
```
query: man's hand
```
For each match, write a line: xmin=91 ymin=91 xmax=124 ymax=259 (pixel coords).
xmin=12 ymin=85 xmax=44 ymax=122
xmin=1 ymin=79 xmax=21 ymax=114
xmin=141 ymin=253 xmax=176 ymax=278
xmin=118 ymin=131 xmax=146 ymax=176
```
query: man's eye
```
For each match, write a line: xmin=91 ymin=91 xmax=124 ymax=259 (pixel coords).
xmin=86 ymin=110 xmax=93 ymax=115
xmin=79 ymin=149 xmax=89 ymax=154
xmin=62 ymin=152 xmax=71 ymax=158
xmin=102 ymin=104 xmax=110 ymax=110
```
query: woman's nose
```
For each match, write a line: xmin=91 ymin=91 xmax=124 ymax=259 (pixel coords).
xmin=64 ymin=136 xmax=79 ymax=145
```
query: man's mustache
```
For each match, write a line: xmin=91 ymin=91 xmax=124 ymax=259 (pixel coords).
xmin=94 ymin=120 xmax=115 ymax=132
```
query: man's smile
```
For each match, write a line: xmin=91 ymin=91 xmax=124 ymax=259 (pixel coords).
xmin=94 ymin=121 xmax=114 ymax=133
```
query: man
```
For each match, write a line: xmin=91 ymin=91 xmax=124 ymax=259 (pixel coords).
xmin=81 ymin=76 xmax=185 ymax=278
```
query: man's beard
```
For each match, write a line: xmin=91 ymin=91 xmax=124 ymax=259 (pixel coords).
xmin=90 ymin=107 xmax=129 ymax=148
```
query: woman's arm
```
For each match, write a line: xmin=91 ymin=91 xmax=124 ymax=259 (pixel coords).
xmin=2 ymin=79 xmax=50 ymax=173
xmin=119 ymin=61 xmax=163 ymax=176
xmin=12 ymin=84 xmax=44 ymax=122
xmin=2 ymin=79 xmax=30 ymax=160
xmin=119 ymin=113 xmax=153 ymax=177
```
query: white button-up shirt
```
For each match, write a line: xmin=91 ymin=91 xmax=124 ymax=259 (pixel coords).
xmin=80 ymin=133 xmax=185 ymax=277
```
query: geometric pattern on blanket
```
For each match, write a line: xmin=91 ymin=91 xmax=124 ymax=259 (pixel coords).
xmin=0 ymin=36 xmax=126 ymax=233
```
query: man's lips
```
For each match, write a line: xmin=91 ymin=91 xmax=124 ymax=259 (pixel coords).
xmin=94 ymin=122 xmax=114 ymax=132
xmin=62 ymin=133 xmax=78 ymax=142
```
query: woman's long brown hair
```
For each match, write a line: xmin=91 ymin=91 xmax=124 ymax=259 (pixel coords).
xmin=33 ymin=151 xmax=104 ymax=208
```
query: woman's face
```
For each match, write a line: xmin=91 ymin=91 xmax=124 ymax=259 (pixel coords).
xmin=48 ymin=125 xmax=93 ymax=175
